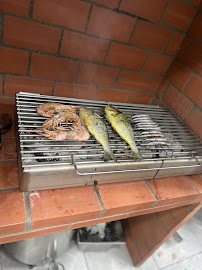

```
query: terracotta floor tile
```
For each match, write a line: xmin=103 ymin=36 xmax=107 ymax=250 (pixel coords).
xmin=0 ymin=190 xmax=26 ymax=234
xmin=148 ymin=176 xmax=198 ymax=206
xmin=30 ymin=186 xmax=102 ymax=229
xmin=0 ymin=161 xmax=19 ymax=189
xmin=0 ymin=138 xmax=17 ymax=160
xmin=97 ymin=181 xmax=157 ymax=217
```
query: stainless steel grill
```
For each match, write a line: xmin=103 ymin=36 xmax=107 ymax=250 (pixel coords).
xmin=16 ymin=92 xmax=202 ymax=191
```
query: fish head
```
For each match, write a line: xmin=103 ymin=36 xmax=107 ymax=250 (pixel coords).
xmin=105 ymin=105 xmax=120 ymax=119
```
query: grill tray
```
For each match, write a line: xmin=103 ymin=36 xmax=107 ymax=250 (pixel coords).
xmin=16 ymin=92 xmax=202 ymax=191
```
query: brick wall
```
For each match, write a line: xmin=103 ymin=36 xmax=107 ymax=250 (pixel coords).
xmin=157 ymin=5 xmax=202 ymax=140
xmin=0 ymin=0 xmax=199 ymax=105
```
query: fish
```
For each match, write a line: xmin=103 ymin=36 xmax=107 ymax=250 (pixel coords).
xmin=79 ymin=107 xmax=116 ymax=162
xmin=105 ymin=105 xmax=142 ymax=160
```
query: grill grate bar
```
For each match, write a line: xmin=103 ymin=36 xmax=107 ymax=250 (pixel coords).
xmin=16 ymin=92 xmax=202 ymax=170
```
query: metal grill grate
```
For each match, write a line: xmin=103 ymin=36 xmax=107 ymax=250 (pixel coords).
xmin=16 ymin=92 xmax=202 ymax=175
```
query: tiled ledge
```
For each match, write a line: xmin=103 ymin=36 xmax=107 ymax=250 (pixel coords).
xmin=0 ymin=104 xmax=202 ymax=244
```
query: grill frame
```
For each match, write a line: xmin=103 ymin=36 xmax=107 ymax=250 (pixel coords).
xmin=16 ymin=92 xmax=202 ymax=191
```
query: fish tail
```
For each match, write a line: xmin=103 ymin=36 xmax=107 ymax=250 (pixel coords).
xmin=104 ymin=148 xmax=117 ymax=162
xmin=131 ymin=146 xmax=142 ymax=160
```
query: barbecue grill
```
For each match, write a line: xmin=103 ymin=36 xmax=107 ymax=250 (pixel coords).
xmin=16 ymin=92 xmax=202 ymax=191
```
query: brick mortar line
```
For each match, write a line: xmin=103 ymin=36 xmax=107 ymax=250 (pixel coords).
xmin=85 ymin=4 xmax=93 ymax=32
xmin=186 ymin=34 xmax=202 ymax=45
xmin=51 ymin=81 xmax=56 ymax=96
xmin=185 ymin=176 xmax=200 ymax=195
xmin=24 ymin=191 xmax=32 ymax=231
xmin=103 ymin=41 xmax=111 ymax=63
xmin=140 ymin=52 xmax=149 ymax=72
xmin=154 ymin=76 xmax=164 ymax=96
xmin=2 ymin=12 xmax=179 ymax=57
xmin=159 ymin=0 xmax=170 ymax=24
xmin=117 ymin=0 xmax=122 ymax=9
xmin=57 ymin=28 xmax=64 ymax=55
xmin=27 ymin=51 xmax=32 ymax=76
xmin=93 ymin=183 xmax=105 ymax=218
xmin=181 ymin=72 xmax=194 ymax=93
xmin=74 ymin=62 xmax=81 ymax=82
xmin=0 ymin=12 xmax=4 ymax=45
xmin=0 ymin=187 xmax=19 ymax=191
xmin=128 ymin=18 xmax=138 ymax=43
xmin=29 ymin=0 xmax=34 ymax=18
xmin=113 ymin=69 xmax=121 ymax=87
xmin=144 ymin=180 xmax=158 ymax=207
xmin=164 ymin=31 xmax=175 ymax=53
xmin=145 ymin=74 xmax=156 ymax=92
xmin=2 ymin=74 xmax=5 ymax=96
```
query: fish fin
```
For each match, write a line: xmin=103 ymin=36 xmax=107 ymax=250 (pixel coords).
xmin=131 ymin=147 xmax=142 ymax=161
xmin=104 ymin=149 xmax=117 ymax=162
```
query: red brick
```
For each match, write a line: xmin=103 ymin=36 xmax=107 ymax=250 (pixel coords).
xmin=126 ymin=217 xmax=141 ymax=241
xmin=0 ymin=104 xmax=15 ymax=120
xmin=77 ymin=63 xmax=118 ymax=87
xmin=92 ymin=0 xmax=119 ymax=8
xmin=170 ymin=206 xmax=189 ymax=223
xmin=95 ymin=88 xmax=130 ymax=103
xmin=187 ymin=175 xmax=202 ymax=200
xmin=188 ymin=12 xmax=202 ymax=42
xmin=157 ymin=211 xmax=177 ymax=232
xmin=54 ymin=82 xmax=96 ymax=100
xmin=4 ymin=75 xmax=54 ymax=97
xmin=184 ymin=75 xmax=202 ymax=107
xmin=120 ymin=0 xmax=167 ymax=23
xmin=33 ymin=0 xmax=90 ymax=32
xmin=129 ymin=92 xmax=153 ymax=104
xmin=143 ymin=53 xmax=173 ymax=75
xmin=30 ymin=53 xmax=78 ymax=82
xmin=116 ymin=70 xmax=152 ymax=91
xmin=131 ymin=21 xmax=172 ymax=51
xmin=87 ymin=6 xmax=136 ymax=43
xmin=97 ymin=181 xmax=156 ymax=216
xmin=0 ymin=75 xmax=2 ymax=96
xmin=4 ymin=16 xmax=61 ymax=54
xmin=29 ymin=186 xmax=102 ymax=229
xmin=162 ymin=0 xmax=196 ymax=31
xmin=163 ymin=84 xmax=194 ymax=119
xmin=71 ymin=213 xmax=127 ymax=229
xmin=106 ymin=42 xmax=147 ymax=70
xmin=150 ymin=218 xmax=167 ymax=243
xmin=0 ymin=47 xmax=29 ymax=75
xmin=182 ymin=41 xmax=202 ymax=75
xmin=185 ymin=108 xmax=202 ymax=140
xmin=136 ymin=237 xmax=150 ymax=259
xmin=60 ymin=30 xmax=109 ymax=63
xmin=148 ymin=76 xmax=162 ymax=93
xmin=166 ymin=32 xmax=185 ymax=55
xmin=0 ymin=0 xmax=29 ymax=16
xmin=167 ymin=60 xmax=192 ymax=90
xmin=0 ymin=190 xmax=26 ymax=235
xmin=156 ymin=78 xmax=169 ymax=98
xmin=0 ymin=162 xmax=19 ymax=189
xmin=151 ymin=98 xmax=165 ymax=106
xmin=177 ymin=36 xmax=191 ymax=60
xmin=0 ymin=139 xmax=17 ymax=160
xmin=190 ymin=0 xmax=201 ymax=6
xmin=148 ymin=176 xmax=198 ymax=206
xmin=0 ymin=98 xmax=15 ymax=104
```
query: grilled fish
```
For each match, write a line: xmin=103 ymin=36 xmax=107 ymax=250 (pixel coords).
xmin=105 ymin=105 xmax=142 ymax=160
xmin=79 ymin=107 xmax=116 ymax=161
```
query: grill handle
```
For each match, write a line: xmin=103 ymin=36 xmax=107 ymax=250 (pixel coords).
xmin=71 ymin=155 xmax=201 ymax=176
